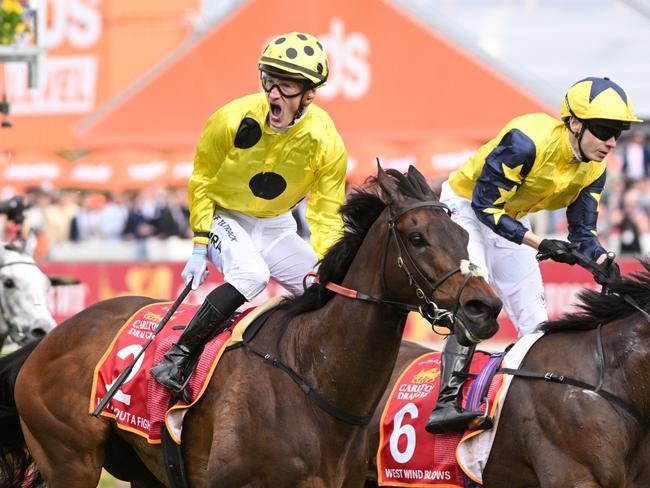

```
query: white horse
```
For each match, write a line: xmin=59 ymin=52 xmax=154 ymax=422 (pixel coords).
xmin=0 ymin=244 xmax=56 ymax=351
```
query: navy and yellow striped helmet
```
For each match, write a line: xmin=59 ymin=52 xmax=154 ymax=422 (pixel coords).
xmin=561 ymin=77 xmax=643 ymax=124
xmin=259 ymin=32 xmax=328 ymax=88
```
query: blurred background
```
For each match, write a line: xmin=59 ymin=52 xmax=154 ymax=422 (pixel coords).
xmin=1 ymin=0 xmax=649 ymax=348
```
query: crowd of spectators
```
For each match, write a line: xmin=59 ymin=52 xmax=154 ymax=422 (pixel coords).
xmin=0 ymin=185 xmax=193 ymax=260
xmin=2 ymin=131 xmax=649 ymax=262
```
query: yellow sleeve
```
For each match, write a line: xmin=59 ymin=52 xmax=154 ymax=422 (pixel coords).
xmin=188 ymin=111 xmax=231 ymax=245
xmin=306 ymin=130 xmax=347 ymax=259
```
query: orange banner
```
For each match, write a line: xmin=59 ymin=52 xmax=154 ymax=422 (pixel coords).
xmin=2 ymin=0 xmax=198 ymax=152
xmin=0 ymin=140 xmax=474 ymax=190
xmin=73 ymin=0 xmax=552 ymax=152
xmin=0 ymin=148 xmax=195 ymax=191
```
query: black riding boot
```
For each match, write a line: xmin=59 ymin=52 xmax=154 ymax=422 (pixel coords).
xmin=425 ymin=335 xmax=491 ymax=434
xmin=150 ymin=283 xmax=246 ymax=392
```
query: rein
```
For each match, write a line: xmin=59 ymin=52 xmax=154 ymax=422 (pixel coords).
xmin=501 ymin=296 xmax=650 ymax=431
xmin=237 ymin=199 xmax=480 ymax=426
xmin=312 ymin=200 xmax=482 ymax=334
xmin=237 ymin=309 xmax=372 ymax=426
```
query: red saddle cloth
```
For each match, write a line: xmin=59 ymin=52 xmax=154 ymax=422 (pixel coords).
xmin=89 ymin=302 xmax=251 ymax=443
xmin=377 ymin=351 xmax=504 ymax=487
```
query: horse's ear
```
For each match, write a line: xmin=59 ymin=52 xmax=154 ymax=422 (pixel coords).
xmin=376 ymin=160 xmax=401 ymax=203
xmin=407 ymin=165 xmax=436 ymax=199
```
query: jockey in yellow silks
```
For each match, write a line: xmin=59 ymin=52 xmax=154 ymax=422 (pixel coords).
xmin=151 ymin=32 xmax=347 ymax=394
xmin=425 ymin=77 xmax=643 ymax=435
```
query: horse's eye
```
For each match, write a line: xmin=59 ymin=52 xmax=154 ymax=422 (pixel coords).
xmin=408 ymin=233 xmax=427 ymax=247
xmin=3 ymin=278 xmax=15 ymax=289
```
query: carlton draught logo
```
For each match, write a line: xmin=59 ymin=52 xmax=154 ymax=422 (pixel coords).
xmin=318 ymin=18 xmax=371 ymax=100
xmin=396 ymin=363 xmax=438 ymax=401
xmin=411 ymin=367 xmax=440 ymax=384
xmin=143 ymin=311 xmax=164 ymax=322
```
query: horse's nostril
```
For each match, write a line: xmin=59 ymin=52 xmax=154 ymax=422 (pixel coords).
xmin=463 ymin=298 xmax=500 ymax=319
xmin=30 ymin=329 xmax=47 ymax=338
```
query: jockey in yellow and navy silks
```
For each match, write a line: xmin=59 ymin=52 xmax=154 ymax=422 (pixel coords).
xmin=425 ymin=77 xmax=642 ymax=436
xmin=450 ymin=113 xmax=607 ymax=260
xmin=151 ymin=32 xmax=347 ymax=395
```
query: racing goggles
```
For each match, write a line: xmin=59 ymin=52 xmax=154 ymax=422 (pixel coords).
xmin=260 ymin=71 xmax=307 ymax=98
xmin=584 ymin=120 xmax=627 ymax=141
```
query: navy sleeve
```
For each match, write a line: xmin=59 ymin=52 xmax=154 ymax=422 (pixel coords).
xmin=471 ymin=129 xmax=537 ymax=244
xmin=566 ymin=170 xmax=607 ymax=260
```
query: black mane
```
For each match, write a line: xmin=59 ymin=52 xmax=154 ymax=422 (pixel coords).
xmin=276 ymin=168 xmax=434 ymax=318
xmin=542 ymin=260 xmax=650 ymax=333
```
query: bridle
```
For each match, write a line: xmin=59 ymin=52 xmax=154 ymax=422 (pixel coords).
xmin=503 ymin=250 xmax=650 ymax=430
xmin=312 ymin=200 xmax=485 ymax=337
xmin=242 ymin=198 xmax=487 ymax=426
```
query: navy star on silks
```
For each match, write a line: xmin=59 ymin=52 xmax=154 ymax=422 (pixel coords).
xmin=579 ymin=77 xmax=628 ymax=104
xmin=471 ymin=129 xmax=536 ymax=244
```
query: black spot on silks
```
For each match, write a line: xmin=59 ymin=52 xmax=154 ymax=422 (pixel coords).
xmin=234 ymin=118 xmax=262 ymax=149
xmin=249 ymin=172 xmax=287 ymax=200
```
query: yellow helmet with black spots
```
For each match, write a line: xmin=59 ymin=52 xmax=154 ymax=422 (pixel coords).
xmin=259 ymin=32 xmax=328 ymax=88
xmin=561 ymin=77 xmax=643 ymax=125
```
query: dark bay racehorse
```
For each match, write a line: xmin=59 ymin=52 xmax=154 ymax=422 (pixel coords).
xmin=0 ymin=165 xmax=502 ymax=488
xmin=367 ymin=264 xmax=650 ymax=487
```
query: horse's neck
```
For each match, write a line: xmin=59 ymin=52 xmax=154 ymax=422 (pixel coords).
xmin=290 ymin=217 xmax=408 ymax=418
xmin=605 ymin=320 xmax=650 ymax=418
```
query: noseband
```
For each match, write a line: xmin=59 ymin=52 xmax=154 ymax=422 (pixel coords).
xmin=383 ymin=201 xmax=480 ymax=331
xmin=314 ymin=200 xmax=485 ymax=334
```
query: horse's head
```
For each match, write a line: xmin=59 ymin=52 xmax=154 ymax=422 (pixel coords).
xmin=376 ymin=164 xmax=501 ymax=344
xmin=0 ymin=245 xmax=56 ymax=345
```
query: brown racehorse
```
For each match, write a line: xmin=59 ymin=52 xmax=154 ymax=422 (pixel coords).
xmin=366 ymin=264 xmax=650 ymax=487
xmin=0 ymin=165 xmax=502 ymax=488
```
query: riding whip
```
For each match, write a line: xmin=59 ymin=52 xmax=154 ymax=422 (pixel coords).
xmin=92 ymin=282 xmax=193 ymax=417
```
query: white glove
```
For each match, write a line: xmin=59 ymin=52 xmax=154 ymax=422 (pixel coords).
xmin=182 ymin=247 xmax=208 ymax=290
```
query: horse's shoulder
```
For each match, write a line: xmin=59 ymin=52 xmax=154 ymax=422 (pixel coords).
xmin=399 ymin=340 xmax=434 ymax=362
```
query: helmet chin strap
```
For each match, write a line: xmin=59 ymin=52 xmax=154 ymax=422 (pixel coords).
xmin=567 ymin=119 xmax=591 ymax=162
xmin=286 ymin=92 xmax=312 ymax=126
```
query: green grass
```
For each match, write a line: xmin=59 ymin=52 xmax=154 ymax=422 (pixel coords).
xmin=98 ymin=470 xmax=130 ymax=487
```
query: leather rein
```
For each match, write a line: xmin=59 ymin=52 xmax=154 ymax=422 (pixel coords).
xmin=500 ymin=265 xmax=650 ymax=430
xmin=238 ymin=199 xmax=481 ymax=426
xmin=313 ymin=200 xmax=484 ymax=339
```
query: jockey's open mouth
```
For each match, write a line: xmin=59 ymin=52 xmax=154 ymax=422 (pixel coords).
xmin=269 ymin=102 xmax=282 ymax=123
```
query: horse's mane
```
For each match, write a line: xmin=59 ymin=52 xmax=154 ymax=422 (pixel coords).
xmin=542 ymin=260 xmax=650 ymax=333
xmin=276 ymin=168 xmax=434 ymax=317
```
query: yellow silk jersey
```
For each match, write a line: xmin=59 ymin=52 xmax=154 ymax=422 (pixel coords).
xmin=449 ymin=113 xmax=607 ymax=259
xmin=189 ymin=92 xmax=347 ymax=259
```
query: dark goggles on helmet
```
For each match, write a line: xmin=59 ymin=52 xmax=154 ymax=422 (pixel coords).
xmin=260 ymin=71 xmax=307 ymax=98
xmin=584 ymin=119 xmax=629 ymax=141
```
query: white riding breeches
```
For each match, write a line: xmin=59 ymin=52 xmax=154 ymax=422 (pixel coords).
xmin=440 ymin=182 xmax=548 ymax=337
xmin=207 ymin=209 xmax=318 ymax=301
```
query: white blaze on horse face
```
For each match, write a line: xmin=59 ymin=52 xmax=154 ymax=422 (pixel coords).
xmin=0 ymin=249 xmax=56 ymax=343
xmin=459 ymin=259 xmax=487 ymax=279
